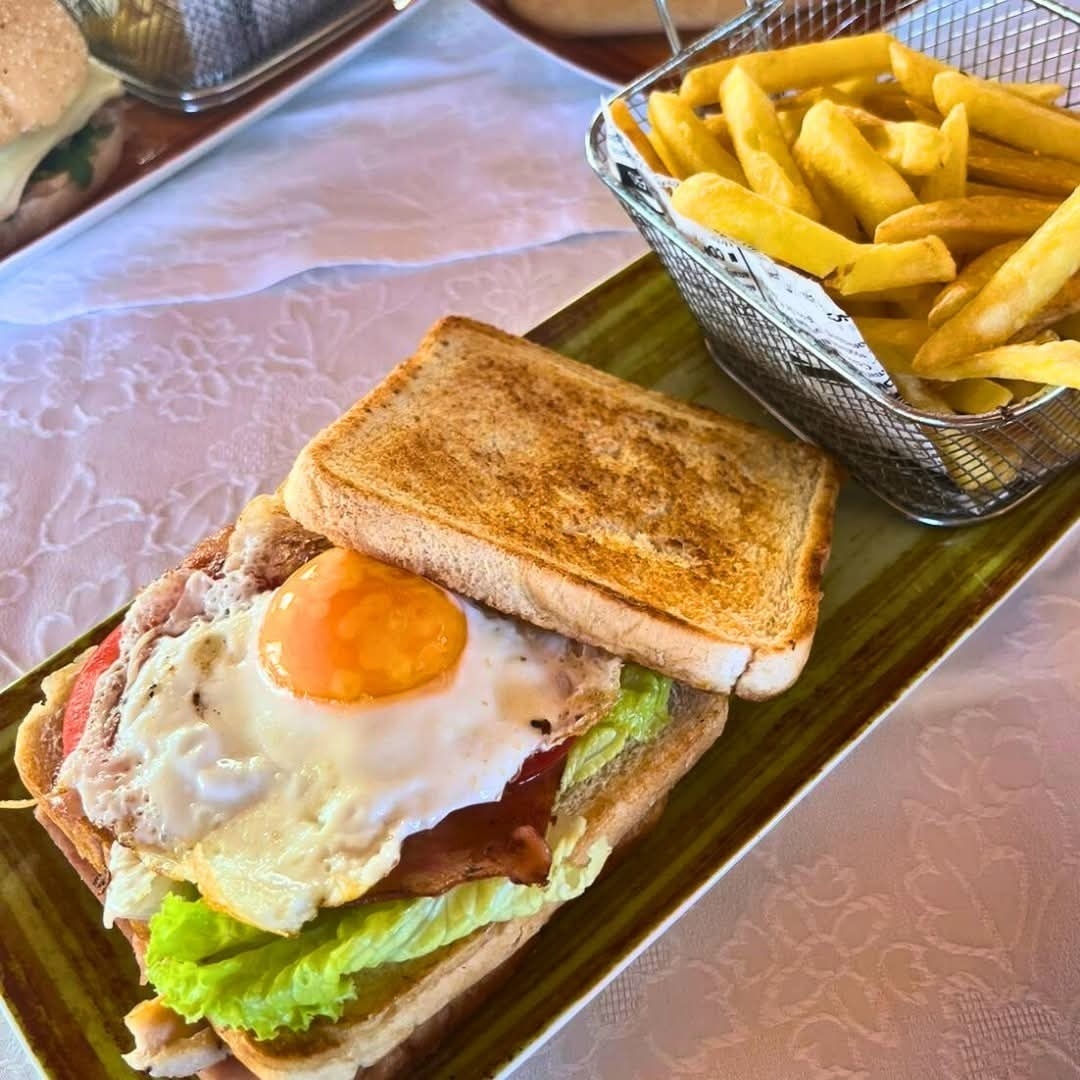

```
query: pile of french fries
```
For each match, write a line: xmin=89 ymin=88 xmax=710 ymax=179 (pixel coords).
xmin=611 ymin=33 xmax=1080 ymax=416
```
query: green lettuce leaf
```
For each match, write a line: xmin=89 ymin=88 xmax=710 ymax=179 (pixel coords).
xmin=147 ymin=817 xmax=609 ymax=1040
xmin=31 ymin=124 xmax=112 ymax=189
xmin=144 ymin=664 xmax=671 ymax=1039
xmin=561 ymin=664 xmax=672 ymax=788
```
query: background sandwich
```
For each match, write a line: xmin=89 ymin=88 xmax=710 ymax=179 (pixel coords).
xmin=0 ymin=0 xmax=125 ymax=254
xmin=15 ymin=316 xmax=839 ymax=1078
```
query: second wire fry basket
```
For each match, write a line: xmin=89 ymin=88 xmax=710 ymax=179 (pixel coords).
xmin=588 ymin=0 xmax=1080 ymax=525
xmin=63 ymin=0 xmax=400 ymax=109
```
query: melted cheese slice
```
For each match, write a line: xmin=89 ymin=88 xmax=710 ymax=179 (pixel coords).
xmin=0 ymin=60 xmax=122 ymax=220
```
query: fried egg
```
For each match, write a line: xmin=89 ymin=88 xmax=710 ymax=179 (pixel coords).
xmin=69 ymin=550 xmax=610 ymax=935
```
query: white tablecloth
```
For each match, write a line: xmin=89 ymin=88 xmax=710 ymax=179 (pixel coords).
xmin=2 ymin=2 xmax=1078 ymax=1077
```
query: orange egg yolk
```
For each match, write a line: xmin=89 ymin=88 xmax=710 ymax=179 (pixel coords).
xmin=258 ymin=548 xmax=467 ymax=702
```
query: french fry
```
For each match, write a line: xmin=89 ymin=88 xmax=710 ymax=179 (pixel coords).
xmin=648 ymin=128 xmax=682 ymax=177
xmin=1015 ymin=273 xmax=1080 ymax=337
xmin=702 ymin=112 xmax=734 ymax=153
xmin=679 ymin=32 xmax=895 ymax=107
xmin=968 ymin=134 xmax=1023 ymax=157
xmin=892 ymin=373 xmax=955 ymax=412
xmin=920 ymin=104 xmax=968 ymax=202
xmin=720 ymin=66 xmax=821 ymax=219
xmin=647 ymin=92 xmax=747 ymax=184
xmin=831 ymin=295 xmax=890 ymax=317
xmin=893 ymin=282 xmax=941 ymax=320
xmin=965 ymin=180 xmax=1046 ymax=199
xmin=999 ymin=379 xmax=1046 ymax=399
xmin=875 ymin=195 xmax=1060 ymax=253
xmin=854 ymin=283 xmax=937 ymax=305
xmin=670 ymin=173 xmax=858 ymax=277
xmin=827 ymin=236 xmax=956 ymax=296
xmin=890 ymin=374 xmax=1022 ymax=489
xmin=609 ymin=98 xmax=668 ymax=175
xmin=966 ymin=150 xmax=1080 ymax=198
xmin=792 ymin=135 xmax=863 ymax=240
xmin=927 ymin=340 xmax=1080 ymax=389
xmin=835 ymin=105 xmax=949 ymax=175
xmin=928 ymin=240 xmax=1024 ymax=328
xmin=1054 ymin=312 xmax=1080 ymax=340
xmin=799 ymin=100 xmax=919 ymax=233
xmin=1007 ymin=82 xmax=1067 ymax=105
xmin=890 ymin=42 xmax=1069 ymax=110
xmin=1020 ymin=329 xmax=1060 ymax=345
xmin=863 ymin=88 xmax=919 ymax=121
xmin=775 ymin=85 xmax=858 ymax=111
xmin=853 ymin=322 xmax=1010 ymax=418
xmin=915 ymin=186 xmax=1080 ymax=369
xmin=904 ymin=98 xmax=944 ymax=126
xmin=889 ymin=42 xmax=950 ymax=107
xmin=776 ymin=107 xmax=808 ymax=146
xmin=933 ymin=71 xmax=1080 ymax=165
xmin=936 ymin=379 xmax=1013 ymax=413
xmin=833 ymin=74 xmax=885 ymax=101
xmin=853 ymin=316 xmax=932 ymax=369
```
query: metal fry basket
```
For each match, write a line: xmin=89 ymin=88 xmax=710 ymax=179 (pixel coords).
xmin=587 ymin=0 xmax=1080 ymax=525
xmin=63 ymin=0 xmax=394 ymax=109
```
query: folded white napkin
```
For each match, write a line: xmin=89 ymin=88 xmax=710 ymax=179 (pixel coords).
xmin=0 ymin=0 xmax=631 ymax=325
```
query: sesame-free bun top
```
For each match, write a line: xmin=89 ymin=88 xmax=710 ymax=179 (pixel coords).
xmin=0 ymin=0 xmax=89 ymax=144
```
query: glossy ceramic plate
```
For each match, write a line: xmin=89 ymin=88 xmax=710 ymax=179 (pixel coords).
xmin=1 ymin=254 xmax=1077 ymax=1079
xmin=0 ymin=0 xmax=430 ymax=280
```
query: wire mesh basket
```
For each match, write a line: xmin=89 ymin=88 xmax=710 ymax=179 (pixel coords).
xmin=63 ymin=0 xmax=393 ymax=109
xmin=587 ymin=0 xmax=1080 ymax=525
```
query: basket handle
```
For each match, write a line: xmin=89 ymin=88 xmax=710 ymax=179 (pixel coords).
xmin=652 ymin=0 xmax=683 ymax=53
xmin=653 ymin=0 xmax=772 ymax=56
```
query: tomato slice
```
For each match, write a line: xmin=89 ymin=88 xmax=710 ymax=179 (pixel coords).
xmin=62 ymin=625 xmax=123 ymax=757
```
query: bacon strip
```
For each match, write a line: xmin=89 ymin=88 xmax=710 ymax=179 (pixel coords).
xmin=363 ymin=741 xmax=574 ymax=902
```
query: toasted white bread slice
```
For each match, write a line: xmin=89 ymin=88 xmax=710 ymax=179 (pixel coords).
xmin=284 ymin=317 xmax=839 ymax=699
xmin=16 ymin=645 xmax=727 ymax=1080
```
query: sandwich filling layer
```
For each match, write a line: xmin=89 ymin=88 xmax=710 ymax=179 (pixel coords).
xmin=0 ymin=59 xmax=122 ymax=219
xmin=143 ymin=664 xmax=672 ymax=1041
xmin=60 ymin=498 xmax=621 ymax=935
xmin=53 ymin=497 xmax=674 ymax=1039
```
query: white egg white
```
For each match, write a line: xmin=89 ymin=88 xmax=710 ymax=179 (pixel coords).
xmin=68 ymin=589 xmax=579 ymax=935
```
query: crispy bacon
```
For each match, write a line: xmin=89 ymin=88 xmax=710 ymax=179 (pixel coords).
xmin=362 ymin=740 xmax=574 ymax=902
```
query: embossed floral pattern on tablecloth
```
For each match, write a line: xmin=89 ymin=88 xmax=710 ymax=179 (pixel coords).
xmin=0 ymin=234 xmax=645 ymax=680
xmin=0 ymin=0 xmax=632 ymax=325
xmin=517 ymin=534 xmax=1080 ymax=1080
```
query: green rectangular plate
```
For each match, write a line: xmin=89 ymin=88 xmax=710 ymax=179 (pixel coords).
xmin=2 ymin=253 xmax=1077 ymax=1080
